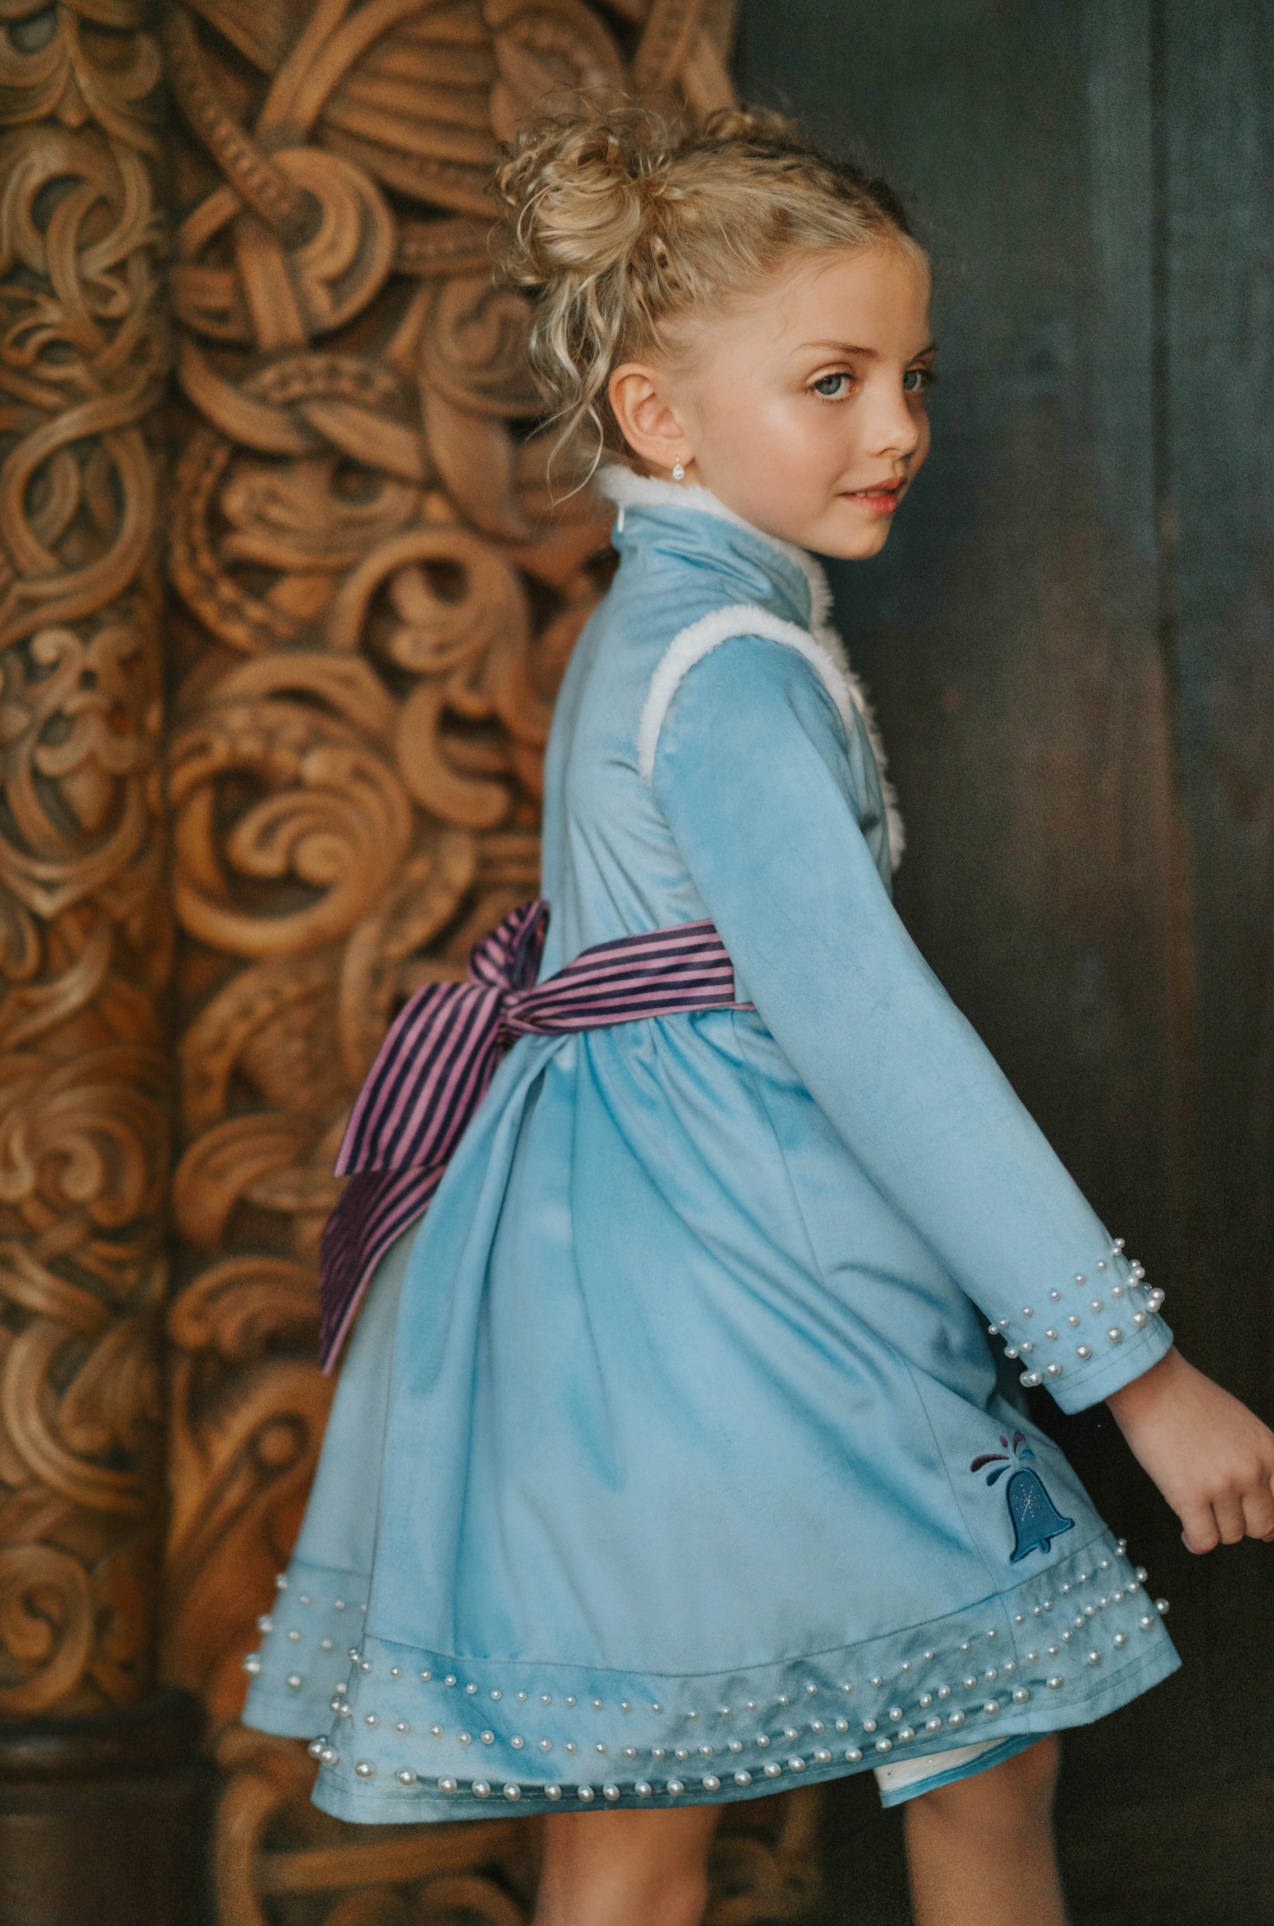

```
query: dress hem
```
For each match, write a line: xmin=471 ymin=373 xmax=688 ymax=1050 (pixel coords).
xmin=242 ymin=1530 xmax=1181 ymax=1827
xmin=304 ymin=1637 xmax=1179 ymax=1826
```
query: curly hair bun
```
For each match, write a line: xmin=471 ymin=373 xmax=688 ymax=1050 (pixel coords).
xmin=497 ymin=111 xmax=673 ymax=289
xmin=491 ymin=102 xmax=918 ymax=465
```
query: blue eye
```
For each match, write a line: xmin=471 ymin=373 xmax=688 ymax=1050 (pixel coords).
xmin=812 ymin=373 xmax=851 ymax=398
xmin=903 ymin=367 xmax=937 ymax=393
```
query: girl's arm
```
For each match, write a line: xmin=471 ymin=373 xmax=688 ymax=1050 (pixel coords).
xmin=652 ymin=633 xmax=1274 ymax=1546
xmin=652 ymin=633 xmax=1170 ymax=1412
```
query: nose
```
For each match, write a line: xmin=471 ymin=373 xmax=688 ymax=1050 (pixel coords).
xmin=862 ymin=369 xmax=924 ymax=461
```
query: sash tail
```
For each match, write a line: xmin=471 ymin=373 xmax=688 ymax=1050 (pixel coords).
xmin=319 ymin=901 xmax=549 ymax=1370
xmin=319 ymin=1165 xmax=445 ymax=1372
xmin=317 ymin=901 xmax=752 ymax=1369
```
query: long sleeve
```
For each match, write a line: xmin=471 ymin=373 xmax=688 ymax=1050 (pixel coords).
xmin=650 ymin=634 xmax=1172 ymax=1414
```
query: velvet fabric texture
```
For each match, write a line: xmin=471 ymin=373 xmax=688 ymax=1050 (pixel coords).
xmin=244 ymin=475 xmax=1178 ymax=1823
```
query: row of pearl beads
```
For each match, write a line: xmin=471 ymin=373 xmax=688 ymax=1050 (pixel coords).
xmin=258 ymin=1625 xmax=1153 ymax=1719
xmin=313 ymin=1607 xmax=1163 ymax=1806
xmin=252 ymin=1648 xmax=1049 ymax=1708
xmin=314 ymin=1640 xmax=1058 ymax=1741
xmin=323 ymin=1680 xmax=1045 ymax=1753
xmin=1014 ymin=1255 xmax=1164 ymax=1389
xmin=267 ymin=1552 xmax=1146 ymax=1716
xmin=317 ymin=1600 xmax=1167 ymax=1763
xmin=244 ymin=1579 xmax=366 ymax=1684
xmin=308 ymin=1661 xmax=971 ymax=1721
xmin=312 ymin=1594 xmax=1171 ymax=1795
xmin=310 ymin=1747 xmax=912 ymax=1796
xmin=257 ymin=1577 xmax=1045 ymax=1721
xmin=262 ymin=1542 xmax=1153 ymax=1721
xmin=1019 ymin=1296 xmax=1165 ymax=1386
xmin=988 ymin=1239 xmax=1166 ymax=1386
xmin=323 ymin=1661 xmax=872 ymax=1715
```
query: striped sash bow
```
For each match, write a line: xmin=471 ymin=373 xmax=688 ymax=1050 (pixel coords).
xmin=319 ymin=899 xmax=750 ymax=1368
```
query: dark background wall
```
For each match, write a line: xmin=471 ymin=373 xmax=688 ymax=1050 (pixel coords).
xmin=735 ymin=4 xmax=1274 ymax=1922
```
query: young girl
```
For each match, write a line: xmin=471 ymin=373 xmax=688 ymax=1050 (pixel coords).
xmin=244 ymin=108 xmax=1274 ymax=1926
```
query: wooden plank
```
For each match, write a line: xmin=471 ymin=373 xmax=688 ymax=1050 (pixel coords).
xmin=737 ymin=0 xmax=1190 ymax=1252
xmin=1161 ymin=0 xmax=1274 ymax=1393
xmin=1155 ymin=0 xmax=1274 ymax=1790
xmin=736 ymin=0 xmax=1272 ymax=1862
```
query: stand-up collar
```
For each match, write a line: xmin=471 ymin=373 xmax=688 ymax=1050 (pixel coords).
xmin=599 ymin=466 xmax=837 ymax=642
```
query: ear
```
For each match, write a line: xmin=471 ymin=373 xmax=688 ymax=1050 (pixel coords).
xmin=608 ymin=362 xmax=690 ymax=475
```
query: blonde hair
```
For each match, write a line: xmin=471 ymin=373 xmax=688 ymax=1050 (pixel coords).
xmin=493 ymin=104 xmax=921 ymax=468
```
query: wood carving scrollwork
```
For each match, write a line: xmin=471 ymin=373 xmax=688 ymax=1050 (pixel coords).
xmin=0 ymin=0 xmax=169 ymax=1714
xmin=157 ymin=2 xmax=819 ymax=1918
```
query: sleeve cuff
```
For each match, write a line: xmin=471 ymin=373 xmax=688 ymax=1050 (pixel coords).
xmin=980 ymin=1243 xmax=1170 ymax=1414
xmin=1044 ymin=1315 xmax=1174 ymax=1414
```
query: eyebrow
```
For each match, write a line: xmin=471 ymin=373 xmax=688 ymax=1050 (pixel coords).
xmin=793 ymin=339 xmax=939 ymax=360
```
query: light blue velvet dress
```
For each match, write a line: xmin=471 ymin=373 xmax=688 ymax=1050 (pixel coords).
xmin=244 ymin=470 xmax=1179 ymax=1821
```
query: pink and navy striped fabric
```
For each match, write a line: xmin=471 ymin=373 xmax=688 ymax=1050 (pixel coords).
xmin=319 ymin=900 xmax=749 ymax=1369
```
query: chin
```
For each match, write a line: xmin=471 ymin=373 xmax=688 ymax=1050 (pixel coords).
xmin=809 ymin=526 xmax=892 ymax=562
xmin=793 ymin=502 xmax=895 ymax=561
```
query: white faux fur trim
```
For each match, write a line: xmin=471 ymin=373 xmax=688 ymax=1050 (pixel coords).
xmin=637 ymin=604 xmax=857 ymax=782
xmin=608 ymin=467 xmax=904 ymax=867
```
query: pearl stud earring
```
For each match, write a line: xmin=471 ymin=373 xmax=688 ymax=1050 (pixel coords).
xmin=671 ymin=460 xmax=685 ymax=481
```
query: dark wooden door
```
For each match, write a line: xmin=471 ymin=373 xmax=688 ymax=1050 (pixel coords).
xmin=735 ymin=5 xmax=1274 ymax=1921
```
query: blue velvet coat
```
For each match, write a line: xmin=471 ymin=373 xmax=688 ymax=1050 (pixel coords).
xmin=244 ymin=470 xmax=1179 ymax=1822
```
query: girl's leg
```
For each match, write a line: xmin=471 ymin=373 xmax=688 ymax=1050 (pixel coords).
xmin=902 ymin=1734 xmax=1068 ymax=1926
xmin=534 ymin=1803 xmax=721 ymax=1926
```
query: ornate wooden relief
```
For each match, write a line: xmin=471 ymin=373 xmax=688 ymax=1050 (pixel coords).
xmin=0 ymin=0 xmax=169 ymax=1716
xmin=156 ymin=0 xmax=817 ymax=1916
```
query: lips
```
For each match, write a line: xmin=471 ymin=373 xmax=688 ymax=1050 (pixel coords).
xmin=842 ymin=479 xmax=905 ymax=515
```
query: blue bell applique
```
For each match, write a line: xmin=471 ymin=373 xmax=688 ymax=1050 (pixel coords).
xmin=971 ymin=1432 xmax=1074 ymax=1564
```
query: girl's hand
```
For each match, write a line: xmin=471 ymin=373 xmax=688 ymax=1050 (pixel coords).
xmin=1106 ymin=1346 xmax=1274 ymax=1552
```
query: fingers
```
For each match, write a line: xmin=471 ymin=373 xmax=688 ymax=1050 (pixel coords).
xmin=1243 ymin=1475 xmax=1274 ymax=1544
xmin=1179 ymin=1504 xmax=1219 ymax=1554
xmin=1210 ymin=1494 xmax=1248 ymax=1546
xmin=1180 ymin=1473 xmax=1274 ymax=1552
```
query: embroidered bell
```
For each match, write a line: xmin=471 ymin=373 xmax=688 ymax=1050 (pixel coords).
xmin=1006 ymin=1469 xmax=1074 ymax=1564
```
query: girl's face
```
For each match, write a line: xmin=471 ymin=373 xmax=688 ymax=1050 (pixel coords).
xmin=609 ymin=242 xmax=935 ymax=559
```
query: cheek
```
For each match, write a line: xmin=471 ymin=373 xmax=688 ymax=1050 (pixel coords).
xmin=706 ymin=387 xmax=797 ymax=454
xmin=744 ymin=399 xmax=842 ymax=477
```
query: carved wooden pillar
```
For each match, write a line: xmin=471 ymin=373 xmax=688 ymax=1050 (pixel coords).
xmin=153 ymin=3 xmax=819 ymax=1919
xmin=0 ymin=2 xmax=208 ymax=1920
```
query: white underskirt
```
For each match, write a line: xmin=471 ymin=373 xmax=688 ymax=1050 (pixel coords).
xmin=873 ymin=1737 xmax=1004 ymax=1799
